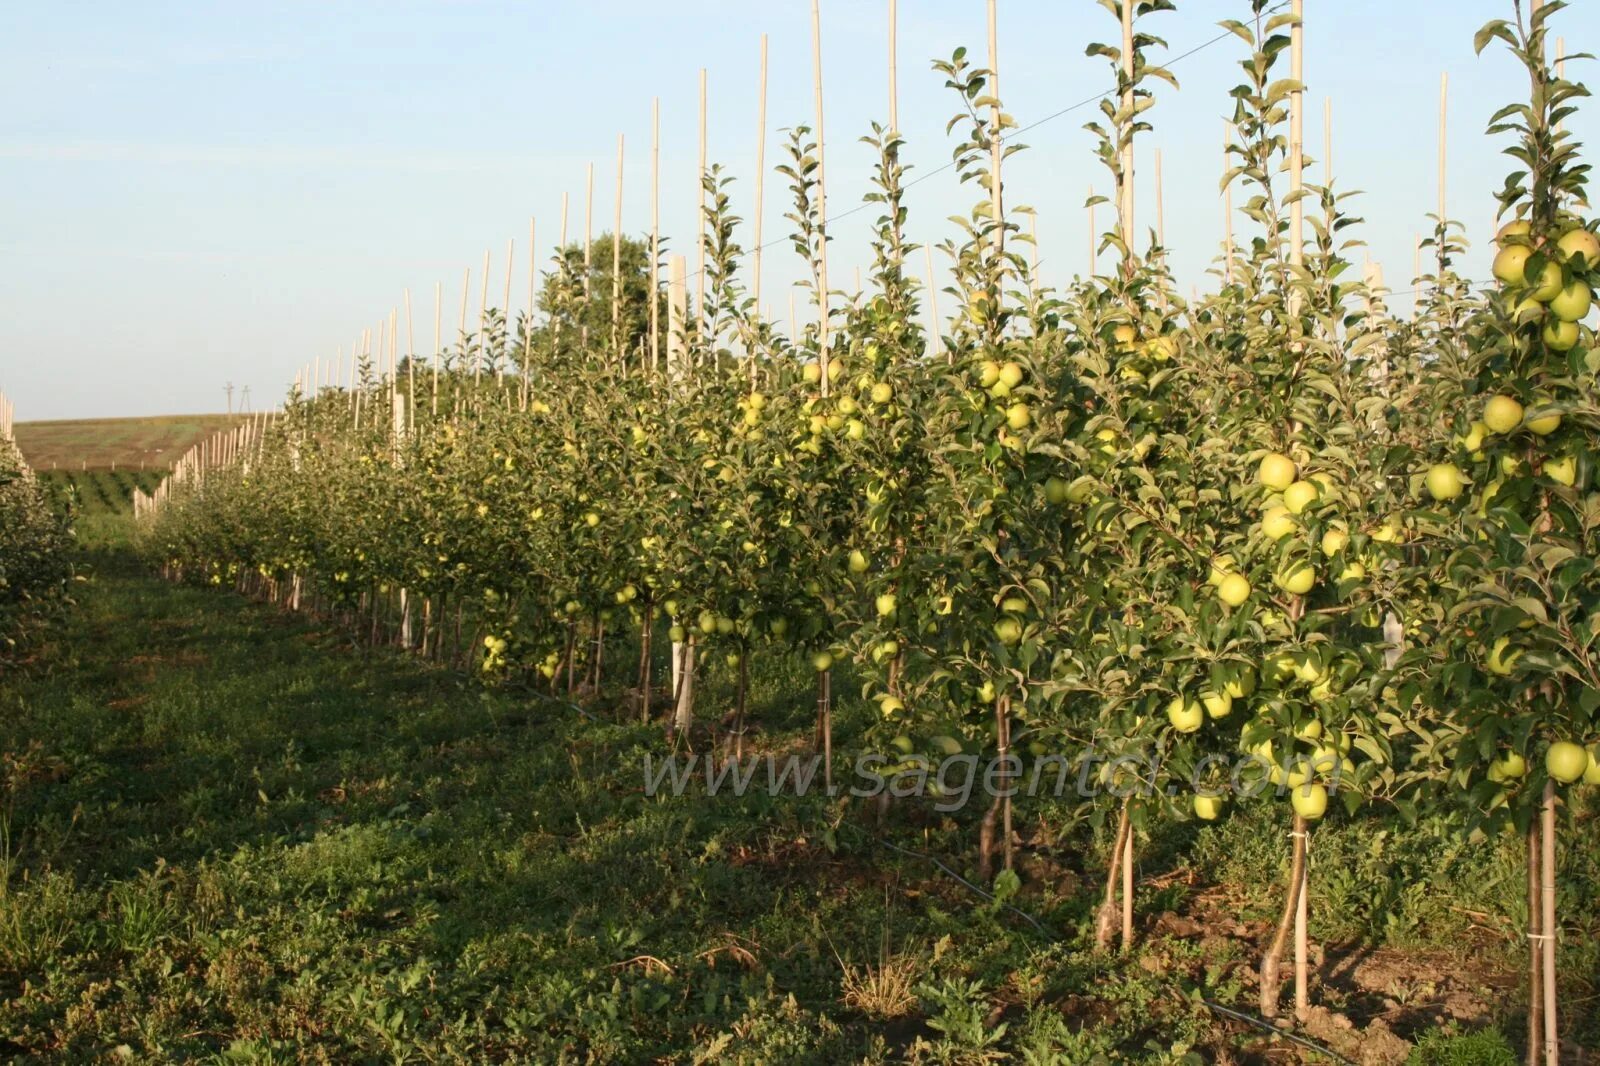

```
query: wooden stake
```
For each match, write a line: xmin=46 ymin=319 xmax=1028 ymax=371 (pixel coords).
xmin=888 ymin=0 xmax=898 ymax=132
xmin=501 ymin=236 xmax=514 ymax=383
xmin=1528 ymin=822 xmax=1544 ymax=1066
xmin=698 ymin=67 xmax=708 ymax=329
xmin=433 ymin=280 xmax=442 ymax=417
xmin=1223 ymin=125 xmax=1235 ymax=285
xmin=404 ymin=287 xmax=415 ymax=431
xmin=753 ymin=34 xmax=769 ymax=370
xmin=1295 ymin=838 xmax=1309 ymax=1018
xmin=1439 ymin=72 xmax=1449 ymax=225
xmin=584 ymin=162 xmax=594 ymax=351
xmin=987 ymin=0 xmax=1003 ymax=259
xmin=812 ymin=0 xmax=831 ymax=396
xmin=477 ymin=247 xmax=490 ymax=384
xmin=1541 ymin=781 xmax=1558 ymax=1066
xmin=1289 ymin=0 xmax=1304 ymax=278
xmin=613 ymin=132 xmax=625 ymax=364
xmin=651 ymin=97 xmax=661 ymax=374
xmin=1119 ymin=0 xmax=1134 ymax=263
xmin=925 ymin=244 xmax=943 ymax=361
xmin=525 ymin=215 xmax=536 ymax=404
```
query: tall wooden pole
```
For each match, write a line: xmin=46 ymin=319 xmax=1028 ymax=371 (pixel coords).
xmin=584 ymin=162 xmax=594 ymax=350
xmin=404 ymin=287 xmax=415 ymax=430
xmin=1289 ymin=0 xmax=1308 ymax=1022
xmin=525 ymin=215 xmax=536 ymax=406
xmin=888 ymin=0 xmax=898 ymax=132
xmin=1541 ymin=781 xmax=1558 ymax=1066
xmin=433 ymin=280 xmax=442 ymax=417
xmin=1289 ymin=0 xmax=1304 ymax=279
xmin=477 ymin=248 xmax=490 ymax=385
xmin=613 ymin=132 xmax=625 ymax=364
xmin=500 ymin=237 xmax=514 ymax=384
xmin=753 ymin=34 xmax=769 ymax=378
xmin=1224 ymin=124 xmax=1235 ymax=285
xmin=697 ymin=68 xmax=708 ymax=330
xmin=1119 ymin=0 xmax=1134 ymax=266
xmin=812 ymin=0 xmax=831 ymax=397
xmin=987 ymin=0 xmax=1004 ymax=261
xmin=651 ymin=97 xmax=662 ymax=375
xmin=925 ymin=244 xmax=943 ymax=360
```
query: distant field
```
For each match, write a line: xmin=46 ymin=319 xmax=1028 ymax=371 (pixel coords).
xmin=13 ymin=413 xmax=246 ymax=472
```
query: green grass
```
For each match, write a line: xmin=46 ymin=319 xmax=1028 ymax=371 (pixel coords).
xmin=14 ymin=414 xmax=245 ymax=474
xmin=0 ymin=529 xmax=1595 ymax=1061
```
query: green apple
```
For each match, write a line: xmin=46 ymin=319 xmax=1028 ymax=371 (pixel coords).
xmin=1543 ymin=318 xmax=1580 ymax=351
xmin=848 ymin=549 xmax=870 ymax=573
xmin=1275 ymin=562 xmax=1315 ymax=596
xmin=1261 ymin=506 xmax=1298 ymax=541
xmin=1550 ymin=278 xmax=1593 ymax=322
xmin=1497 ymin=220 xmax=1533 ymax=245
xmin=1224 ymin=666 xmax=1257 ymax=699
xmin=1584 ymin=746 xmax=1600 ymax=786
xmin=870 ymin=381 xmax=893 ymax=404
xmin=715 ymin=616 xmax=735 ymax=635
xmin=1529 ymin=259 xmax=1564 ymax=301
xmin=1065 ymin=476 xmax=1096 ymax=504
xmin=802 ymin=362 xmax=822 ymax=385
xmin=1005 ymin=403 xmax=1032 ymax=430
xmin=1483 ymin=395 xmax=1524 ymax=434
xmin=1258 ymin=452 xmax=1297 ymax=491
xmin=1217 ymin=572 xmax=1251 ymax=607
xmin=1320 ymin=526 xmax=1348 ymax=556
xmin=998 ymin=362 xmax=1024 ymax=388
xmin=1193 ymin=793 xmax=1225 ymax=821
xmin=1200 ymin=688 xmax=1234 ymax=719
xmin=875 ymin=592 xmax=898 ymax=618
xmin=1340 ymin=561 xmax=1367 ymax=581
xmin=1486 ymin=636 xmax=1521 ymax=677
xmin=1545 ymin=455 xmax=1577 ymax=486
xmin=1290 ymin=783 xmax=1328 ymax=821
xmin=977 ymin=361 xmax=1001 ymax=387
xmin=769 ymin=617 xmax=789 ymax=637
xmin=1557 ymin=227 xmax=1600 ymax=264
xmin=1208 ymin=554 xmax=1236 ymax=585
xmin=1000 ymin=595 xmax=1029 ymax=614
xmin=584 ymin=511 xmax=601 ymax=527
xmin=878 ymin=695 xmax=905 ymax=717
xmin=1489 ymin=750 xmax=1528 ymax=781
xmin=1425 ymin=463 xmax=1465 ymax=501
xmin=1283 ymin=480 xmax=1319 ymax=515
xmin=1525 ymin=408 xmax=1561 ymax=436
xmin=812 ymin=650 xmax=834 ymax=672
xmin=976 ymin=679 xmax=997 ymax=703
xmin=1547 ymin=741 xmax=1589 ymax=784
xmin=668 ymin=624 xmax=686 ymax=643
xmin=1044 ymin=477 xmax=1070 ymax=505
xmin=994 ymin=618 xmax=1023 ymax=646
xmin=1461 ymin=421 xmax=1489 ymax=452
xmin=1165 ymin=695 xmax=1204 ymax=734
xmin=1492 ymin=243 xmax=1534 ymax=285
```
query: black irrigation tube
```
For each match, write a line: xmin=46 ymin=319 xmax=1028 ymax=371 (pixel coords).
xmin=878 ymin=837 xmax=1356 ymax=1066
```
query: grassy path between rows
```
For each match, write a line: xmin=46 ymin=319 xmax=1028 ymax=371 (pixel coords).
xmin=0 ymin=552 xmax=1582 ymax=1063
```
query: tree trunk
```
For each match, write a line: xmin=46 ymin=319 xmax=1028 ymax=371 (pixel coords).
xmin=637 ymin=600 xmax=654 ymax=722
xmin=672 ymin=636 xmax=695 ymax=740
xmin=1095 ymin=805 xmax=1130 ymax=952
xmin=1541 ymin=782 xmax=1558 ymax=1066
xmin=1260 ymin=814 xmax=1308 ymax=1019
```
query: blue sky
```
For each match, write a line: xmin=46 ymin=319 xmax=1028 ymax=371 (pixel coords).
xmin=2 ymin=1 xmax=1596 ymax=420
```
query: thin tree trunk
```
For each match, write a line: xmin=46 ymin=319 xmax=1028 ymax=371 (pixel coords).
xmin=1121 ymin=813 xmax=1134 ymax=951
xmin=1260 ymin=815 xmax=1308 ymax=1019
xmin=1095 ymin=805 xmax=1130 ymax=952
xmin=672 ymin=636 xmax=695 ymax=739
xmin=1541 ymin=782 xmax=1558 ymax=1066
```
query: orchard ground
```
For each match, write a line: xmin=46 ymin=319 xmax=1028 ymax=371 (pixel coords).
xmin=0 ymin=497 xmax=1594 ymax=1062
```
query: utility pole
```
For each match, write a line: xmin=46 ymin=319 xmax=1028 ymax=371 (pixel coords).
xmin=224 ymin=382 xmax=235 ymax=414
xmin=240 ymin=386 xmax=252 ymax=413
